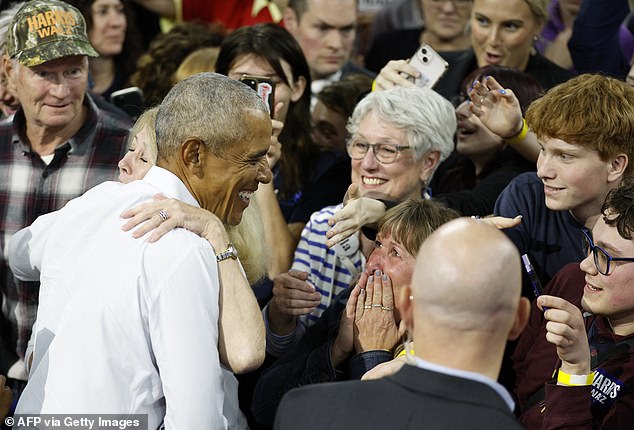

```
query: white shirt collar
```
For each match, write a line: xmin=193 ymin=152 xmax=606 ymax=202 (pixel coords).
xmin=412 ymin=356 xmax=515 ymax=411
xmin=311 ymin=70 xmax=343 ymax=110
xmin=143 ymin=166 xmax=200 ymax=208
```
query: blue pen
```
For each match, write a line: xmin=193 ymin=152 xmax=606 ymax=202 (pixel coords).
xmin=521 ymin=254 xmax=544 ymax=298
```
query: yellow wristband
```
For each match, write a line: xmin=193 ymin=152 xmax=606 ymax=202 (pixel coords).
xmin=557 ymin=369 xmax=594 ymax=386
xmin=395 ymin=345 xmax=415 ymax=358
xmin=371 ymin=79 xmax=377 ymax=92
xmin=505 ymin=118 xmax=528 ymax=145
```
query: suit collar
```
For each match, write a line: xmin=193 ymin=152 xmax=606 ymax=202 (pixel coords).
xmin=390 ymin=365 xmax=515 ymax=414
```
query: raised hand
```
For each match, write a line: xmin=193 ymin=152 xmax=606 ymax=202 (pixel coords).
xmin=332 ymin=277 xmax=366 ymax=367
xmin=326 ymin=184 xmax=387 ymax=247
xmin=268 ymin=270 xmax=321 ymax=335
xmin=373 ymin=59 xmax=418 ymax=92
xmin=468 ymin=76 xmax=524 ymax=139
xmin=538 ymin=295 xmax=591 ymax=375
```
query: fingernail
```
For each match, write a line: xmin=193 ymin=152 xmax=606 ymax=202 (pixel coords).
xmin=368 ymin=275 xmax=373 ymax=282
xmin=472 ymin=80 xmax=478 ymax=88
xmin=498 ymin=89 xmax=506 ymax=94
xmin=375 ymin=270 xmax=381 ymax=276
xmin=382 ymin=274 xmax=388 ymax=281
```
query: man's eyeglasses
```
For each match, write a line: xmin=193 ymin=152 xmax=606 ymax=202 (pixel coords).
xmin=347 ymin=141 xmax=411 ymax=164
xmin=582 ymin=229 xmax=634 ymax=275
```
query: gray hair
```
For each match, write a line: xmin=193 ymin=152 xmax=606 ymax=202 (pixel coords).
xmin=0 ymin=3 xmax=24 ymax=55
xmin=155 ymin=72 xmax=268 ymax=157
xmin=347 ymin=86 xmax=456 ymax=163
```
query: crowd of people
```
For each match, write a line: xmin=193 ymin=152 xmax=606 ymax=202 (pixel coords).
xmin=1 ymin=0 xmax=634 ymax=429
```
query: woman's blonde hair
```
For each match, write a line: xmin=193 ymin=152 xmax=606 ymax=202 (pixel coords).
xmin=127 ymin=106 xmax=159 ymax=163
xmin=172 ymin=47 xmax=221 ymax=85
xmin=523 ymin=0 xmax=548 ymax=24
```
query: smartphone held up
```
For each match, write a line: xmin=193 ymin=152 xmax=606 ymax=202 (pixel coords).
xmin=406 ymin=44 xmax=448 ymax=89
xmin=239 ymin=75 xmax=276 ymax=115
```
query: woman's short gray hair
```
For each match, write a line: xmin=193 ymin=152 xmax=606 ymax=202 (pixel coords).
xmin=347 ymin=86 xmax=456 ymax=163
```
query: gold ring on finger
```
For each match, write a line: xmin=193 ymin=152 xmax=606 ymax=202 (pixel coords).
xmin=371 ymin=304 xmax=382 ymax=308
xmin=364 ymin=305 xmax=372 ymax=309
xmin=381 ymin=306 xmax=393 ymax=311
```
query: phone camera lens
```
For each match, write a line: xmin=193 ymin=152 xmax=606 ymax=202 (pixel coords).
xmin=422 ymin=56 xmax=429 ymax=63
xmin=422 ymin=48 xmax=427 ymax=54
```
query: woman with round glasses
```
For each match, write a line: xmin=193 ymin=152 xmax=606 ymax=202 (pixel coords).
xmin=375 ymin=0 xmax=574 ymax=100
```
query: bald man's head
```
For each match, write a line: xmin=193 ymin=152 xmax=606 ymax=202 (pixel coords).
xmin=410 ymin=218 xmax=521 ymax=335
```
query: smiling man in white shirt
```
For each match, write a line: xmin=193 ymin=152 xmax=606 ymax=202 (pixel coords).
xmin=8 ymin=72 xmax=272 ymax=429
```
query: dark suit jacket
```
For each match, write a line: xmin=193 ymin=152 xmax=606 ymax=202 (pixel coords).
xmin=274 ymin=364 xmax=525 ymax=430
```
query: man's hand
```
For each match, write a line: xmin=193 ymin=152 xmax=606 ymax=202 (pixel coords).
xmin=353 ymin=270 xmax=404 ymax=353
xmin=268 ymin=270 xmax=321 ymax=335
xmin=538 ymin=295 xmax=591 ymax=376
xmin=480 ymin=214 xmax=523 ymax=230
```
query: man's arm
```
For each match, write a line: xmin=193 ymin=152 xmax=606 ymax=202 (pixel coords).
xmin=148 ymin=244 xmax=227 ymax=428
xmin=120 ymin=197 xmax=265 ymax=373
xmin=9 ymin=211 xmax=59 ymax=281
xmin=568 ymin=0 xmax=630 ymax=79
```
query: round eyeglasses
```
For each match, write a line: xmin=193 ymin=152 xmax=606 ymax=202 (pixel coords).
xmin=582 ymin=229 xmax=634 ymax=275
xmin=346 ymin=141 xmax=411 ymax=164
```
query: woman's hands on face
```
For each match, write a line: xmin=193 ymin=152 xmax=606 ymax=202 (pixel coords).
xmin=353 ymin=270 xmax=405 ymax=353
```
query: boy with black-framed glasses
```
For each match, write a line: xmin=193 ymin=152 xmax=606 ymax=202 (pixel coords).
xmin=513 ymin=179 xmax=634 ymax=429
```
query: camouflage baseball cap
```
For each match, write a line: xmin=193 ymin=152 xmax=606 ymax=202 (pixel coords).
xmin=6 ymin=0 xmax=99 ymax=67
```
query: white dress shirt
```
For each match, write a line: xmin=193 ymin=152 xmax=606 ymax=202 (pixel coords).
xmin=9 ymin=166 xmax=246 ymax=429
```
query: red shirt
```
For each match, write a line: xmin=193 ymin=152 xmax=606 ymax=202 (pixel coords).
xmin=181 ymin=0 xmax=281 ymax=31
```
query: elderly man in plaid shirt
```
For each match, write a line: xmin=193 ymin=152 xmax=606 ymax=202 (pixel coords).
xmin=0 ymin=0 xmax=131 ymax=380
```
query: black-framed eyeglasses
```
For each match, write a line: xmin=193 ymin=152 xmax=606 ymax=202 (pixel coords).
xmin=346 ymin=141 xmax=411 ymax=164
xmin=582 ymin=229 xmax=634 ymax=275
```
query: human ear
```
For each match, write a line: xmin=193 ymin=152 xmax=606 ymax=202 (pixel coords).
xmin=283 ymin=7 xmax=299 ymax=34
xmin=180 ymin=138 xmax=205 ymax=176
xmin=290 ymin=75 xmax=306 ymax=102
xmin=399 ymin=285 xmax=414 ymax=332
xmin=507 ymin=297 xmax=530 ymax=341
xmin=607 ymin=154 xmax=628 ymax=184
xmin=418 ymin=150 xmax=441 ymax=185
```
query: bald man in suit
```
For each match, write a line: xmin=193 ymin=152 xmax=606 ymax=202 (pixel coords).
xmin=275 ymin=218 xmax=531 ymax=430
